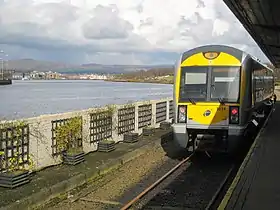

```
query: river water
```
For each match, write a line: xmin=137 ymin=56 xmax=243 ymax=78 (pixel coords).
xmin=0 ymin=80 xmax=173 ymax=120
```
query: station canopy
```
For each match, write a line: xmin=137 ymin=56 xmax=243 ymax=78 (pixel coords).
xmin=224 ymin=0 xmax=280 ymax=67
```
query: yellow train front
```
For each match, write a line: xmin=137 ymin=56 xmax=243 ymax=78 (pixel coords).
xmin=172 ymin=45 xmax=275 ymax=155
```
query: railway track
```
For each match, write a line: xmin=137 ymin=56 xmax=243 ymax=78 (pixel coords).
xmin=120 ymin=152 xmax=235 ymax=210
xmin=119 ymin=106 xmax=274 ymax=210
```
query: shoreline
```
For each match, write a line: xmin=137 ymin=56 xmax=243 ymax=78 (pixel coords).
xmin=105 ymin=78 xmax=173 ymax=85
xmin=12 ymin=79 xmax=173 ymax=84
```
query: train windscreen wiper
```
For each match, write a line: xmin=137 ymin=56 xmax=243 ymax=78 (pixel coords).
xmin=218 ymin=97 xmax=225 ymax=105
xmin=188 ymin=98 xmax=196 ymax=104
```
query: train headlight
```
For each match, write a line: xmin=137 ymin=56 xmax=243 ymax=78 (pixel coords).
xmin=229 ymin=106 xmax=239 ymax=124
xmin=178 ymin=105 xmax=187 ymax=123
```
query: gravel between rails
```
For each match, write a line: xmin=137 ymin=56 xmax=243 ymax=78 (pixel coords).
xmin=44 ymin=141 xmax=183 ymax=210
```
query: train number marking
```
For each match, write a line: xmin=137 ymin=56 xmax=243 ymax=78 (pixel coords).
xmin=217 ymin=107 xmax=226 ymax=111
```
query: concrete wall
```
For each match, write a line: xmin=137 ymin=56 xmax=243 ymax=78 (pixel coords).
xmin=0 ymin=97 xmax=174 ymax=172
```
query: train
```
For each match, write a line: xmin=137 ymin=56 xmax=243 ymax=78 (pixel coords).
xmin=172 ymin=45 xmax=276 ymax=155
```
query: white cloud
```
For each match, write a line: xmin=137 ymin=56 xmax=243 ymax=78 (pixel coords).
xmin=82 ymin=5 xmax=134 ymax=40
xmin=0 ymin=0 xmax=270 ymax=65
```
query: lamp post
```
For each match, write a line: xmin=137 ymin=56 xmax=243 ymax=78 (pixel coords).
xmin=0 ymin=51 xmax=9 ymax=80
xmin=4 ymin=54 xmax=8 ymax=69
xmin=0 ymin=50 xmax=3 ymax=80
xmin=4 ymin=54 xmax=9 ymax=79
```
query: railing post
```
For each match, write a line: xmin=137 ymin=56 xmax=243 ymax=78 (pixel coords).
xmin=82 ymin=112 xmax=94 ymax=153
xmin=151 ymin=100 xmax=157 ymax=128
xmin=166 ymin=99 xmax=170 ymax=122
xmin=111 ymin=106 xmax=121 ymax=143
xmin=134 ymin=103 xmax=139 ymax=133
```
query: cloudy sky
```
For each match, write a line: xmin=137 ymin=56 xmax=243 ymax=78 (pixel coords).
xmin=0 ymin=0 xmax=270 ymax=65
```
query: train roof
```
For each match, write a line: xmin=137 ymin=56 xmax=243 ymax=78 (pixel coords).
xmin=181 ymin=45 xmax=245 ymax=62
xmin=181 ymin=44 xmax=274 ymax=72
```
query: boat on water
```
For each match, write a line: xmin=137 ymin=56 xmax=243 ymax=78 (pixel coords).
xmin=0 ymin=79 xmax=12 ymax=85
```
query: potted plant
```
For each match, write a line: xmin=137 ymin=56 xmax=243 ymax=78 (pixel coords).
xmin=123 ymin=132 xmax=139 ymax=143
xmin=0 ymin=121 xmax=33 ymax=188
xmin=98 ymin=138 xmax=116 ymax=152
xmin=143 ymin=126 xmax=155 ymax=136
xmin=160 ymin=121 xmax=171 ymax=130
xmin=0 ymin=151 xmax=32 ymax=189
xmin=55 ymin=117 xmax=85 ymax=165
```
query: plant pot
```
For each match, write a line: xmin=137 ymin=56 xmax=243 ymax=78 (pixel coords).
xmin=98 ymin=141 xmax=116 ymax=152
xmin=62 ymin=150 xmax=85 ymax=165
xmin=160 ymin=121 xmax=171 ymax=130
xmin=143 ymin=127 xmax=155 ymax=136
xmin=0 ymin=170 xmax=30 ymax=188
xmin=123 ymin=132 xmax=139 ymax=143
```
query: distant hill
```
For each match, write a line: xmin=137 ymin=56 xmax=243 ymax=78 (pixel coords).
xmin=7 ymin=59 xmax=72 ymax=72
xmin=58 ymin=64 xmax=173 ymax=74
xmin=7 ymin=59 xmax=173 ymax=74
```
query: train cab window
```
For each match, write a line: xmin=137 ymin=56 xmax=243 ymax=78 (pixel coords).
xmin=179 ymin=67 xmax=208 ymax=102
xmin=210 ymin=67 xmax=240 ymax=103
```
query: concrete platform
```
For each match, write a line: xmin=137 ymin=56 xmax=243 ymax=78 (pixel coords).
xmin=218 ymin=102 xmax=280 ymax=210
xmin=0 ymin=128 xmax=172 ymax=210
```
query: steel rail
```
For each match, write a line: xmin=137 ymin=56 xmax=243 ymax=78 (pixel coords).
xmin=120 ymin=153 xmax=194 ymax=210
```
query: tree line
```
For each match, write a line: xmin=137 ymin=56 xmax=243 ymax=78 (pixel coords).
xmin=115 ymin=67 xmax=174 ymax=79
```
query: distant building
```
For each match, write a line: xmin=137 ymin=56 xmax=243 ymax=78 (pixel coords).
xmin=30 ymin=71 xmax=45 ymax=79
xmin=13 ymin=72 xmax=31 ymax=80
xmin=28 ymin=70 xmax=62 ymax=80
xmin=74 ymin=73 xmax=108 ymax=80
xmin=45 ymin=71 xmax=61 ymax=80
xmin=13 ymin=70 xmax=108 ymax=81
xmin=12 ymin=72 xmax=23 ymax=80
